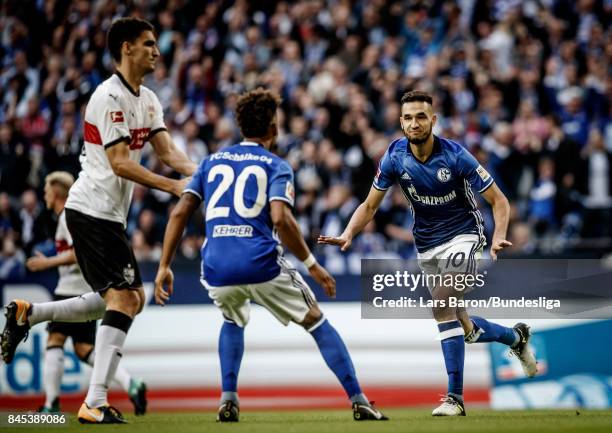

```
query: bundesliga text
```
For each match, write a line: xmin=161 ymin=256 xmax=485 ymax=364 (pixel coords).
xmin=371 ymin=296 xmax=561 ymax=311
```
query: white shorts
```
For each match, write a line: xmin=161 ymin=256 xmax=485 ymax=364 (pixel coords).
xmin=417 ymin=234 xmax=484 ymax=291
xmin=201 ymin=257 xmax=317 ymax=328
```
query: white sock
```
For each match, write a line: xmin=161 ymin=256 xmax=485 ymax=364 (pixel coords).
xmin=85 ymin=349 xmax=132 ymax=392
xmin=30 ymin=293 xmax=106 ymax=326
xmin=112 ymin=363 xmax=133 ymax=392
xmin=85 ymin=311 xmax=131 ymax=408
xmin=43 ymin=347 xmax=64 ymax=408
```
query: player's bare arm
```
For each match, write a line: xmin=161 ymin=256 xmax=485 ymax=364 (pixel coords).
xmin=106 ymin=140 xmax=187 ymax=197
xmin=26 ymin=250 xmax=77 ymax=272
xmin=318 ymin=186 xmax=387 ymax=251
xmin=481 ymin=182 xmax=512 ymax=260
xmin=271 ymin=200 xmax=336 ymax=298
xmin=150 ymin=129 xmax=197 ymax=176
xmin=154 ymin=192 xmax=201 ymax=305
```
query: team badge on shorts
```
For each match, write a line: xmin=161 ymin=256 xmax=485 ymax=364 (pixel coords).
xmin=437 ymin=167 xmax=451 ymax=183
xmin=123 ymin=264 xmax=135 ymax=285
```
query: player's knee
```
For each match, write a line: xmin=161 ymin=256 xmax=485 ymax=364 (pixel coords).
xmin=74 ymin=344 xmax=94 ymax=361
xmin=47 ymin=333 xmax=66 ymax=348
xmin=121 ymin=291 xmax=140 ymax=314
xmin=107 ymin=288 xmax=142 ymax=317
xmin=299 ymin=306 xmax=322 ymax=329
xmin=432 ymin=306 xmax=456 ymax=322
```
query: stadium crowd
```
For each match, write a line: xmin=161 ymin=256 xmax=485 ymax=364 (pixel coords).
xmin=0 ymin=0 xmax=611 ymax=278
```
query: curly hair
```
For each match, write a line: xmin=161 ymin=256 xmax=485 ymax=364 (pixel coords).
xmin=235 ymin=88 xmax=282 ymax=138
xmin=400 ymin=90 xmax=433 ymax=106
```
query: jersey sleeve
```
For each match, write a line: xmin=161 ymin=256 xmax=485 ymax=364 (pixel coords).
xmin=54 ymin=212 xmax=74 ymax=255
xmin=268 ymin=160 xmax=295 ymax=207
xmin=97 ymin=93 xmax=132 ymax=149
xmin=373 ymin=148 xmax=395 ymax=190
xmin=57 ymin=212 xmax=74 ymax=248
xmin=456 ymin=147 xmax=494 ymax=193
xmin=184 ymin=160 xmax=206 ymax=202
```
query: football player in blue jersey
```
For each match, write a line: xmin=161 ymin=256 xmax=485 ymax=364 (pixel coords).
xmin=154 ymin=88 xmax=387 ymax=422
xmin=319 ymin=90 xmax=537 ymax=416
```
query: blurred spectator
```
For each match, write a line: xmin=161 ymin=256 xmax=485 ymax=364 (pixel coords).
xmin=0 ymin=122 xmax=30 ymax=195
xmin=132 ymin=209 xmax=163 ymax=262
xmin=376 ymin=187 xmax=416 ymax=258
xmin=18 ymin=189 xmax=46 ymax=254
xmin=528 ymin=158 xmax=557 ymax=235
xmin=507 ymin=222 xmax=536 ymax=255
xmin=0 ymin=236 xmax=26 ymax=281
xmin=580 ymin=128 xmax=612 ymax=237
xmin=0 ymin=192 xmax=21 ymax=239
xmin=173 ymin=119 xmax=208 ymax=163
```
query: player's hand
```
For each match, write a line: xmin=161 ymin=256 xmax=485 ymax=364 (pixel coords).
xmin=26 ymin=251 xmax=49 ymax=272
xmin=171 ymin=177 xmax=191 ymax=197
xmin=154 ymin=266 xmax=174 ymax=306
xmin=317 ymin=233 xmax=352 ymax=252
xmin=308 ymin=263 xmax=336 ymax=298
xmin=490 ymin=238 xmax=512 ymax=261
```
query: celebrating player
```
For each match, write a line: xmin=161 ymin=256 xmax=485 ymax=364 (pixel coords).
xmin=26 ymin=172 xmax=146 ymax=415
xmin=318 ymin=90 xmax=537 ymax=416
xmin=154 ymin=88 xmax=387 ymax=422
xmin=1 ymin=17 xmax=196 ymax=423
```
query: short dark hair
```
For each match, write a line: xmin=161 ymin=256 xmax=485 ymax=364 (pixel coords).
xmin=400 ymin=90 xmax=433 ymax=106
xmin=235 ymin=88 xmax=282 ymax=138
xmin=107 ymin=17 xmax=155 ymax=63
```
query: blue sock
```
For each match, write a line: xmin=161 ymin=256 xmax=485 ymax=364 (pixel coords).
xmin=309 ymin=318 xmax=363 ymax=400
xmin=438 ymin=320 xmax=464 ymax=397
xmin=218 ymin=321 xmax=244 ymax=395
xmin=468 ymin=316 xmax=518 ymax=347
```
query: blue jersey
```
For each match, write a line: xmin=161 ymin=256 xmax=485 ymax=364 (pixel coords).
xmin=185 ymin=142 xmax=295 ymax=286
xmin=373 ymin=135 xmax=493 ymax=253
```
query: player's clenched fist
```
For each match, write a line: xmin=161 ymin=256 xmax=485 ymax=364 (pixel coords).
xmin=317 ymin=234 xmax=352 ymax=251
xmin=154 ymin=266 xmax=174 ymax=306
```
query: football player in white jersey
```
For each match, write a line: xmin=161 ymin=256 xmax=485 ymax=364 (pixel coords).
xmin=26 ymin=172 xmax=147 ymax=415
xmin=1 ymin=18 xmax=197 ymax=423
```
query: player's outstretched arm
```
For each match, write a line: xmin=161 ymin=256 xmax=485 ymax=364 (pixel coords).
xmin=317 ymin=186 xmax=387 ymax=251
xmin=106 ymin=141 xmax=188 ymax=197
xmin=271 ymin=200 xmax=336 ymax=298
xmin=26 ymin=250 xmax=77 ymax=272
xmin=150 ymin=130 xmax=197 ymax=176
xmin=155 ymin=192 xmax=200 ymax=305
xmin=481 ymin=182 xmax=512 ymax=260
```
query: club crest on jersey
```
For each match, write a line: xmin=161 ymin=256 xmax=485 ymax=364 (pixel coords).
xmin=110 ymin=111 xmax=124 ymax=123
xmin=123 ymin=264 xmax=135 ymax=285
xmin=147 ymin=105 xmax=155 ymax=121
xmin=437 ymin=167 xmax=451 ymax=183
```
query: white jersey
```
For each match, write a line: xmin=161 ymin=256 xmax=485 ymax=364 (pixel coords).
xmin=66 ymin=73 xmax=166 ymax=225
xmin=55 ymin=210 xmax=90 ymax=297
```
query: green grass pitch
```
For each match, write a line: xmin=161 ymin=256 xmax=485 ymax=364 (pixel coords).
xmin=11 ymin=408 xmax=612 ymax=433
